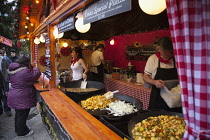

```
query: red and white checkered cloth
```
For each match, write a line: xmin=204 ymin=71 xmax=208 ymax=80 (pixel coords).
xmin=166 ymin=0 xmax=210 ymax=139
xmin=105 ymin=78 xmax=151 ymax=110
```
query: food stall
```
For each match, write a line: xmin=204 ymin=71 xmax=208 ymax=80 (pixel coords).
xmin=22 ymin=0 xmax=187 ymax=139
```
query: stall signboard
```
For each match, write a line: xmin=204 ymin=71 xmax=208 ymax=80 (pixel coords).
xmin=46 ymin=59 xmax=50 ymax=68
xmin=45 ymin=37 xmax=50 ymax=45
xmin=126 ymin=45 xmax=139 ymax=61
xmin=45 ymin=68 xmax=51 ymax=80
xmin=84 ymin=0 xmax=131 ymax=24
xmin=139 ymin=44 xmax=156 ymax=61
xmin=126 ymin=44 xmax=156 ymax=61
xmin=0 ymin=36 xmax=12 ymax=47
xmin=40 ymin=101 xmax=71 ymax=140
xmin=58 ymin=15 xmax=75 ymax=33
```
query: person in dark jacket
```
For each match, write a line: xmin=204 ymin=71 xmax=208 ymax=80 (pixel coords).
xmin=8 ymin=49 xmax=19 ymax=62
xmin=0 ymin=50 xmax=11 ymax=116
xmin=7 ymin=56 xmax=41 ymax=137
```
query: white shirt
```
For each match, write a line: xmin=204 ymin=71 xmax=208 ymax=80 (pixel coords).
xmin=91 ymin=50 xmax=104 ymax=73
xmin=71 ymin=61 xmax=84 ymax=80
xmin=144 ymin=54 xmax=175 ymax=79
xmin=91 ymin=50 xmax=104 ymax=66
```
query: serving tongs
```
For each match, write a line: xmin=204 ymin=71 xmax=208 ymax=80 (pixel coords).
xmin=104 ymin=90 xmax=119 ymax=99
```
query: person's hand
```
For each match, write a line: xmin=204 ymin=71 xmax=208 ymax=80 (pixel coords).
xmin=155 ymin=80 xmax=164 ymax=88
xmin=83 ymin=73 xmax=87 ymax=79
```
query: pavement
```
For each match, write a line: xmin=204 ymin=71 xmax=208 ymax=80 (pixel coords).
xmin=0 ymin=106 xmax=51 ymax=140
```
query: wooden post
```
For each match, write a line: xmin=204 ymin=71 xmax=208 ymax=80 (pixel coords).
xmin=48 ymin=24 xmax=56 ymax=88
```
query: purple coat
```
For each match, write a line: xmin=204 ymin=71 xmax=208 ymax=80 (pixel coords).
xmin=7 ymin=63 xmax=41 ymax=110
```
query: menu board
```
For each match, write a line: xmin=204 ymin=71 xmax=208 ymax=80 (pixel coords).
xmin=46 ymin=59 xmax=50 ymax=68
xmin=45 ymin=68 xmax=51 ymax=80
xmin=58 ymin=15 xmax=75 ymax=33
xmin=126 ymin=44 xmax=156 ymax=61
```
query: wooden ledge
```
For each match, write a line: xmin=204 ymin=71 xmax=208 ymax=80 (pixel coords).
xmin=34 ymin=81 xmax=49 ymax=91
xmin=40 ymin=89 xmax=122 ymax=140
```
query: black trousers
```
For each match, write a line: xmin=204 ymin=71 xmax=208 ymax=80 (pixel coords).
xmin=15 ymin=108 xmax=30 ymax=136
xmin=0 ymin=95 xmax=11 ymax=114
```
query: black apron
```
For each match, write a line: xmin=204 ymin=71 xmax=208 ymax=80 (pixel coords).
xmin=96 ymin=62 xmax=104 ymax=83
xmin=148 ymin=58 xmax=182 ymax=113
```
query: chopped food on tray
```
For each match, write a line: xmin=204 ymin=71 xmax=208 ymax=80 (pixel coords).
xmin=105 ymin=100 xmax=138 ymax=116
xmin=81 ymin=95 xmax=117 ymax=110
xmin=169 ymin=84 xmax=181 ymax=94
xmin=132 ymin=115 xmax=186 ymax=140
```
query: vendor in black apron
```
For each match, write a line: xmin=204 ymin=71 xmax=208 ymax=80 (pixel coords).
xmin=91 ymin=44 xmax=105 ymax=83
xmin=143 ymin=37 xmax=182 ymax=113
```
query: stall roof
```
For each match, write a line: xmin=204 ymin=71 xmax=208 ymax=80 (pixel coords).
xmin=62 ymin=0 xmax=169 ymax=41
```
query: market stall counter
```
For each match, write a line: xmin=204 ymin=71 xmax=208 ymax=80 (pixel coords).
xmin=105 ymin=77 xmax=151 ymax=110
xmin=39 ymin=88 xmax=123 ymax=140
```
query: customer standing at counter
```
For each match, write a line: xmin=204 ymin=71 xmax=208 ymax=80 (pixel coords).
xmin=70 ymin=47 xmax=88 ymax=81
xmin=7 ymin=56 xmax=41 ymax=136
xmin=91 ymin=44 xmax=105 ymax=83
xmin=143 ymin=37 xmax=182 ymax=113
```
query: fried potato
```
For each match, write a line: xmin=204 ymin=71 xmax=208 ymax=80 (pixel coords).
xmin=81 ymin=95 xmax=117 ymax=110
xmin=132 ymin=115 xmax=186 ymax=140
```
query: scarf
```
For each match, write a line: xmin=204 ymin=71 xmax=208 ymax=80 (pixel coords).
xmin=155 ymin=52 xmax=172 ymax=64
xmin=71 ymin=58 xmax=78 ymax=66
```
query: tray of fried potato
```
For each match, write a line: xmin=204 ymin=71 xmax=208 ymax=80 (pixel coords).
xmin=79 ymin=95 xmax=118 ymax=116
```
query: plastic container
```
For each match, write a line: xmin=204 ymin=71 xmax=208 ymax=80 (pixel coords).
xmin=160 ymin=80 xmax=181 ymax=108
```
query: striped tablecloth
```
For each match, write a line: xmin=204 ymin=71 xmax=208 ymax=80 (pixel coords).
xmin=105 ymin=78 xmax=151 ymax=110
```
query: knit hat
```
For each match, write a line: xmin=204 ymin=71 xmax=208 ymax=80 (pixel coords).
xmin=10 ymin=49 xmax=16 ymax=53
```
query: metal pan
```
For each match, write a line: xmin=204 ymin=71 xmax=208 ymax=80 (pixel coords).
xmin=79 ymin=93 xmax=143 ymax=120
xmin=59 ymin=80 xmax=105 ymax=102
xmin=128 ymin=110 xmax=183 ymax=139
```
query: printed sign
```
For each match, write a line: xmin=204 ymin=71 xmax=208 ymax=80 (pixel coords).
xmin=0 ymin=36 xmax=12 ymax=47
xmin=126 ymin=44 xmax=156 ymax=61
xmin=84 ymin=0 xmax=131 ymax=24
xmin=58 ymin=15 xmax=75 ymax=33
xmin=45 ymin=37 xmax=50 ymax=45
xmin=126 ymin=45 xmax=139 ymax=60
xmin=139 ymin=44 xmax=156 ymax=61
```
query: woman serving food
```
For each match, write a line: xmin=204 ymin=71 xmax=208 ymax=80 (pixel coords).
xmin=143 ymin=37 xmax=182 ymax=113
xmin=70 ymin=47 xmax=88 ymax=81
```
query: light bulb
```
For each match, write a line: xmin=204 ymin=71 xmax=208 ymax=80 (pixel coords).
xmin=53 ymin=26 xmax=64 ymax=39
xmin=110 ymin=39 xmax=115 ymax=45
xmin=34 ymin=37 xmax=40 ymax=44
xmin=138 ymin=0 xmax=166 ymax=15
xmin=40 ymin=34 xmax=45 ymax=43
xmin=63 ymin=42 xmax=68 ymax=47
xmin=75 ymin=17 xmax=91 ymax=33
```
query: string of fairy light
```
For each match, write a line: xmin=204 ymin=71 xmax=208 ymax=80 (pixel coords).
xmin=23 ymin=0 xmax=39 ymax=39
xmin=32 ymin=0 xmax=71 ymax=35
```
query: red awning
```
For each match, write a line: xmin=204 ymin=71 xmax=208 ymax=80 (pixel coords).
xmin=0 ymin=36 xmax=12 ymax=47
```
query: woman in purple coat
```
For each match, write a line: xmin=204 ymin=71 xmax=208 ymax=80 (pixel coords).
xmin=7 ymin=56 xmax=41 ymax=137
